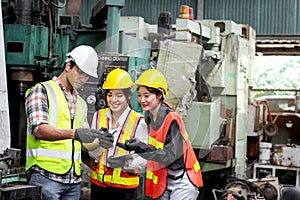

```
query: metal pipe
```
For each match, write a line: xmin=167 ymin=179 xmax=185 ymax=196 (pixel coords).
xmin=105 ymin=6 xmax=121 ymax=53
xmin=14 ymin=0 xmax=32 ymax=24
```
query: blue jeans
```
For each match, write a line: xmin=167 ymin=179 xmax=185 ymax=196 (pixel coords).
xmin=29 ymin=171 xmax=81 ymax=200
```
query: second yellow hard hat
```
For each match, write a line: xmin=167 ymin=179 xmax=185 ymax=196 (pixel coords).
xmin=135 ymin=69 xmax=168 ymax=96
xmin=103 ymin=68 xmax=134 ymax=89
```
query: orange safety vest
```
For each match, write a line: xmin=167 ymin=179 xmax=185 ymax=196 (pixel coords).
xmin=145 ymin=111 xmax=203 ymax=199
xmin=90 ymin=108 xmax=144 ymax=189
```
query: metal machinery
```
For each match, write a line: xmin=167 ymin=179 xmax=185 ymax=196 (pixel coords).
xmin=158 ymin=18 xmax=260 ymax=200
xmin=248 ymin=93 xmax=300 ymax=200
xmin=119 ymin=11 xmax=284 ymax=200
xmin=0 ymin=0 xmax=298 ymax=200
xmin=1 ymin=0 xmax=151 ymax=198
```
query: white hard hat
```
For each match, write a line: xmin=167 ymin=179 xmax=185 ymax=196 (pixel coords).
xmin=66 ymin=45 xmax=99 ymax=78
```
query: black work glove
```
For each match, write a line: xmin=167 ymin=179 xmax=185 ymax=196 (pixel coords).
xmin=117 ymin=138 xmax=151 ymax=154
xmin=99 ymin=128 xmax=114 ymax=149
xmin=107 ymin=156 xmax=126 ymax=168
xmin=74 ymin=128 xmax=101 ymax=143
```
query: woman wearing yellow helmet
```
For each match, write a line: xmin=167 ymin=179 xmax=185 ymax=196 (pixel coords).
xmin=89 ymin=68 xmax=148 ymax=200
xmin=117 ymin=69 xmax=203 ymax=200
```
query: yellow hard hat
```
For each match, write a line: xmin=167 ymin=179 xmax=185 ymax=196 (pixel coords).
xmin=103 ymin=68 xmax=134 ymax=89
xmin=135 ymin=69 xmax=168 ymax=96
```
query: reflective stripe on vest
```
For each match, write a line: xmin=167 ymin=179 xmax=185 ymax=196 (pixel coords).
xmin=90 ymin=108 xmax=143 ymax=188
xmin=25 ymin=80 xmax=83 ymax=175
xmin=145 ymin=112 xmax=203 ymax=199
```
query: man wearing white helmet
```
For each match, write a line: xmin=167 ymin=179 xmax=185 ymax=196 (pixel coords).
xmin=25 ymin=45 xmax=114 ymax=199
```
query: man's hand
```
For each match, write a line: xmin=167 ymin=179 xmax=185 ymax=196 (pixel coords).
xmin=107 ymin=156 xmax=126 ymax=168
xmin=99 ymin=128 xmax=114 ymax=149
xmin=75 ymin=128 xmax=101 ymax=143
xmin=75 ymin=128 xmax=114 ymax=150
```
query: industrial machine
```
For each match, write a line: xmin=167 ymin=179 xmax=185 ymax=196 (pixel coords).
xmin=1 ymin=0 xmax=299 ymax=199
xmin=1 ymin=0 xmax=151 ymax=198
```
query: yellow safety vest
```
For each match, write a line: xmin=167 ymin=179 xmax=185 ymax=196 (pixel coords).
xmin=26 ymin=80 xmax=83 ymax=175
xmin=90 ymin=108 xmax=143 ymax=188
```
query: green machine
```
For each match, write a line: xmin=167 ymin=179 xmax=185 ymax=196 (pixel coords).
xmin=3 ymin=1 xmax=280 ymax=199
xmin=76 ymin=0 xmax=151 ymax=122
xmin=2 ymin=0 xmax=150 ymax=198
xmin=2 ymin=0 xmax=151 ymax=152
xmin=119 ymin=15 xmax=256 ymax=199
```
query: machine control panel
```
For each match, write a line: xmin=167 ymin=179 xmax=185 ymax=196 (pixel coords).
xmin=78 ymin=54 xmax=129 ymax=123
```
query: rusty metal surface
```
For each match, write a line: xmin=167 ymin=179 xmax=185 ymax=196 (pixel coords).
xmin=67 ymin=0 xmax=82 ymax=16
xmin=273 ymin=144 xmax=300 ymax=167
xmin=10 ymin=70 xmax=33 ymax=82
xmin=206 ymin=146 xmax=233 ymax=161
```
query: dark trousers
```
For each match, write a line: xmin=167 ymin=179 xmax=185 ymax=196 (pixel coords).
xmin=91 ymin=182 xmax=137 ymax=200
